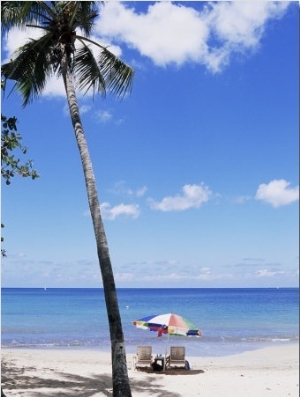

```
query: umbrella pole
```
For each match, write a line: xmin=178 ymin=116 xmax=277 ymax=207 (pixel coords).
xmin=164 ymin=333 xmax=170 ymax=371
xmin=165 ymin=333 xmax=169 ymax=356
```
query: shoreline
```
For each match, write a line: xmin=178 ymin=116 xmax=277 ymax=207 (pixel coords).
xmin=1 ymin=339 xmax=298 ymax=356
xmin=1 ymin=343 xmax=298 ymax=396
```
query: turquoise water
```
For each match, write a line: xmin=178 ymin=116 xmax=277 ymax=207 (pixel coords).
xmin=1 ymin=288 xmax=298 ymax=356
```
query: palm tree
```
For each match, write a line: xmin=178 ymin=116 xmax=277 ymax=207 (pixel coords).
xmin=1 ymin=2 xmax=134 ymax=396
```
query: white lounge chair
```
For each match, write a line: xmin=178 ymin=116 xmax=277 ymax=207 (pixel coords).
xmin=133 ymin=346 xmax=153 ymax=370
xmin=166 ymin=346 xmax=186 ymax=369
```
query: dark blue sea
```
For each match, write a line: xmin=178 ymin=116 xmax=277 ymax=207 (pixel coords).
xmin=1 ymin=288 xmax=298 ymax=357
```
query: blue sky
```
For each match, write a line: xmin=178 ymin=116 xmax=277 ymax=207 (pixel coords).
xmin=1 ymin=1 xmax=299 ymax=288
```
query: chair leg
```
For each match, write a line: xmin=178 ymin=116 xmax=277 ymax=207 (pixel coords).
xmin=133 ymin=356 xmax=137 ymax=370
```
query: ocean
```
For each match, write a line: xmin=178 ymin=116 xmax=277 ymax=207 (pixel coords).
xmin=1 ymin=288 xmax=299 ymax=357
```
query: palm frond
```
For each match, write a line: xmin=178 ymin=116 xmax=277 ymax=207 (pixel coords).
xmin=67 ymin=2 xmax=98 ymax=36
xmin=74 ymin=37 xmax=134 ymax=98
xmin=98 ymin=47 xmax=134 ymax=98
xmin=2 ymin=1 xmax=134 ymax=104
xmin=1 ymin=1 xmax=55 ymax=33
xmin=2 ymin=34 xmax=54 ymax=106
xmin=74 ymin=42 xmax=106 ymax=96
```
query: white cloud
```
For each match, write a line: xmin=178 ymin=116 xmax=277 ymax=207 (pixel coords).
xmin=96 ymin=2 xmax=209 ymax=67
xmin=207 ymin=2 xmax=287 ymax=48
xmin=2 ymin=25 xmax=43 ymax=61
xmin=79 ymin=105 xmax=92 ymax=115
xmin=2 ymin=2 xmax=290 ymax=98
xmin=136 ymin=186 xmax=147 ymax=197
xmin=96 ymin=2 xmax=289 ymax=72
xmin=255 ymin=179 xmax=299 ymax=208
xmin=110 ymin=181 xmax=147 ymax=197
xmin=94 ymin=109 xmax=113 ymax=123
xmin=149 ymin=183 xmax=211 ymax=211
xmin=2 ymin=25 xmax=67 ymax=98
xmin=43 ymin=74 xmax=68 ymax=97
xmin=100 ymin=202 xmax=140 ymax=220
xmin=255 ymin=269 xmax=285 ymax=278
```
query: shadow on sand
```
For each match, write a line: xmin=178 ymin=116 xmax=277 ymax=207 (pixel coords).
xmin=135 ymin=367 xmax=205 ymax=375
xmin=1 ymin=358 xmax=204 ymax=397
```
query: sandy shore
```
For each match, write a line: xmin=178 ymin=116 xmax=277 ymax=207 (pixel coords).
xmin=1 ymin=344 xmax=299 ymax=397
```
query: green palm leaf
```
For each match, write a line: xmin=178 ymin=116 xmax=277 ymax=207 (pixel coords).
xmin=98 ymin=46 xmax=134 ymax=98
xmin=2 ymin=2 xmax=133 ymax=101
xmin=1 ymin=1 xmax=54 ymax=32
xmin=2 ymin=34 xmax=54 ymax=106
xmin=74 ymin=43 xmax=106 ymax=96
xmin=67 ymin=2 xmax=98 ymax=36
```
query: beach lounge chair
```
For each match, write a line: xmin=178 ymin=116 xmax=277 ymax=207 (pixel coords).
xmin=166 ymin=346 xmax=186 ymax=369
xmin=133 ymin=346 xmax=153 ymax=370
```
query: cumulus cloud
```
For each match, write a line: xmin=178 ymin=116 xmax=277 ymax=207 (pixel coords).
xmin=255 ymin=179 xmax=299 ymax=208
xmin=96 ymin=1 xmax=289 ymax=71
xmin=1 ymin=2 xmax=290 ymax=97
xmin=100 ymin=202 xmax=140 ymax=220
xmin=206 ymin=0 xmax=290 ymax=48
xmin=149 ymin=183 xmax=211 ymax=211
xmin=2 ymin=25 xmax=42 ymax=60
xmin=96 ymin=2 xmax=209 ymax=67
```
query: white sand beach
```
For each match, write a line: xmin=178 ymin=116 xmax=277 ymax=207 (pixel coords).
xmin=1 ymin=344 xmax=299 ymax=397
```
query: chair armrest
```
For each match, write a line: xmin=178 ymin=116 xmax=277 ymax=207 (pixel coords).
xmin=165 ymin=355 xmax=170 ymax=368
xmin=132 ymin=355 xmax=137 ymax=368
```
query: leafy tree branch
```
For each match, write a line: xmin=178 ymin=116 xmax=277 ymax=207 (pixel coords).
xmin=1 ymin=114 xmax=39 ymax=185
xmin=1 ymin=114 xmax=39 ymax=257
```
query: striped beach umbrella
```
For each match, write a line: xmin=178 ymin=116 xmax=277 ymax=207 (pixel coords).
xmin=133 ymin=312 xmax=202 ymax=338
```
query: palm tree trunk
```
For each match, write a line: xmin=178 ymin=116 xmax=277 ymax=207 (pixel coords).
xmin=62 ymin=69 xmax=132 ymax=397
